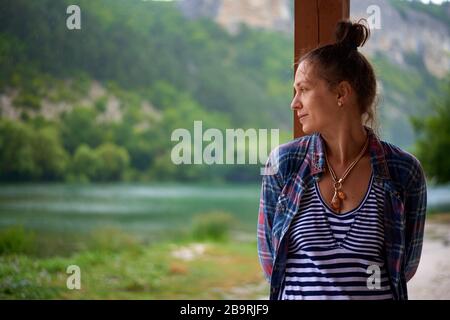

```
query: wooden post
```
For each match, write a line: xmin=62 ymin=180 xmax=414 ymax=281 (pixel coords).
xmin=293 ymin=0 xmax=350 ymax=138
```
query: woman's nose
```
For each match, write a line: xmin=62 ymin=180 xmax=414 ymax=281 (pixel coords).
xmin=291 ymin=97 xmax=302 ymax=111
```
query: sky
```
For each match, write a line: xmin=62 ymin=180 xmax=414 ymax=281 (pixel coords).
xmin=408 ymin=0 xmax=449 ymax=3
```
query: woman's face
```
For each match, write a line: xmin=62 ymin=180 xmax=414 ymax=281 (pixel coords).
xmin=291 ymin=60 xmax=340 ymax=134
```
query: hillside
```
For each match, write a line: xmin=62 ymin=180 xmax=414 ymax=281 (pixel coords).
xmin=0 ymin=0 xmax=292 ymax=182
xmin=177 ymin=0 xmax=450 ymax=147
xmin=0 ymin=0 xmax=448 ymax=182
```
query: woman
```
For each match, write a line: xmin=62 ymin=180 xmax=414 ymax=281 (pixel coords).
xmin=257 ymin=19 xmax=427 ymax=300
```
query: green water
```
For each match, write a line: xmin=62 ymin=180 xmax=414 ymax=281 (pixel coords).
xmin=2 ymin=181 xmax=447 ymax=240
xmin=0 ymin=183 xmax=261 ymax=240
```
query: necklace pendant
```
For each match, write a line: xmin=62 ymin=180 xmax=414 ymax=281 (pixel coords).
xmin=331 ymin=190 xmax=341 ymax=212
xmin=338 ymin=190 xmax=346 ymax=200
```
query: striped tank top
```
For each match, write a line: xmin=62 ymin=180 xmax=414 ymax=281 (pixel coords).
xmin=279 ymin=173 xmax=393 ymax=300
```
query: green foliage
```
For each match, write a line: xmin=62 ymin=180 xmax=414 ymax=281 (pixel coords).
xmin=0 ymin=0 xmax=292 ymax=129
xmin=94 ymin=143 xmax=130 ymax=181
xmin=372 ymin=54 xmax=437 ymax=114
xmin=0 ymin=119 xmax=69 ymax=181
xmin=389 ymin=0 xmax=450 ymax=30
xmin=70 ymin=140 xmax=133 ymax=182
xmin=0 ymin=120 xmax=38 ymax=180
xmin=191 ymin=212 xmax=237 ymax=242
xmin=0 ymin=0 xmax=294 ymax=182
xmin=0 ymin=225 xmax=35 ymax=255
xmin=32 ymin=126 xmax=70 ymax=180
xmin=60 ymin=106 xmax=103 ymax=154
xmin=371 ymin=53 xmax=441 ymax=147
xmin=412 ymin=77 xmax=450 ymax=184
xmin=94 ymin=96 xmax=108 ymax=113
xmin=2 ymin=0 xmax=443 ymax=182
xmin=71 ymin=144 xmax=100 ymax=182
xmin=0 ymin=34 xmax=26 ymax=90
xmin=12 ymin=92 xmax=41 ymax=110
xmin=86 ymin=226 xmax=140 ymax=253
xmin=0 ymin=238 xmax=265 ymax=299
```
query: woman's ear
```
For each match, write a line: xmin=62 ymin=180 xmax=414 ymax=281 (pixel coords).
xmin=336 ymin=80 xmax=353 ymax=104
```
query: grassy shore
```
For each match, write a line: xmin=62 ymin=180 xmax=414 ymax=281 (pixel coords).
xmin=0 ymin=214 xmax=269 ymax=300
xmin=3 ymin=212 xmax=448 ymax=300
xmin=0 ymin=238 xmax=268 ymax=300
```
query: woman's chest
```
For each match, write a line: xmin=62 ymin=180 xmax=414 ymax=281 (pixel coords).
xmin=317 ymin=157 xmax=373 ymax=214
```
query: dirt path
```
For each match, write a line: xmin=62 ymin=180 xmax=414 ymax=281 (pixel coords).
xmin=408 ymin=220 xmax=450 ymax=299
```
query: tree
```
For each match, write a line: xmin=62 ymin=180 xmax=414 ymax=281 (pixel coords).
xmin=412 ymin=77 xmax=450 ymax=184
xmin=95 ymin=143 xmax=130 ymax=181
xmin=31 ymin=126 xmax=69 ymax=180
xmin=0 ymin=120 xmax=68 ymax=181
xmin=0 ymin=119 xmax=37 ymax=180
xmin=71 ymin=144 xmax=101 ymax=181
xmin=60 ymin=106 xmax=103 ymax=154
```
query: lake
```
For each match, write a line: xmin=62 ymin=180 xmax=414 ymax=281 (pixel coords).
xmin=0 ymin=182 xmax=449 ymax=240
xmin=0 ymin=183 xmax=261 ymax=242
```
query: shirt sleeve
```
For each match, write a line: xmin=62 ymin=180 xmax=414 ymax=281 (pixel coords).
xmin=404 ymin=158 xmax=427 ymax=282
xmin=257 ymin=148 xmax=284 ymax=284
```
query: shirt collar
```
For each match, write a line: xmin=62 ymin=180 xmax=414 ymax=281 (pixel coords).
xmin=308 ymin=126 xmax=391 ymax=180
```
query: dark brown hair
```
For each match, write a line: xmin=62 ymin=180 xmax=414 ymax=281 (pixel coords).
xmin=298 ymin=19 xmax=378 ymax=129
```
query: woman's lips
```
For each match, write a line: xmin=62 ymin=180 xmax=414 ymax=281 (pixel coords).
xmin=298 ymin=114 xmax=308 ymax=120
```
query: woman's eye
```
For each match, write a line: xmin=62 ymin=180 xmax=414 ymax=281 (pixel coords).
xmin=294 ymin=86 xmax=307 ymax=94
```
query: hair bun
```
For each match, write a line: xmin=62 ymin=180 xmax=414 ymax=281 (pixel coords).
xmin=335 ymin=19 xmax=370 ymax=51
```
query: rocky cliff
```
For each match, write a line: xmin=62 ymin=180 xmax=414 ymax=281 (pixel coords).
xmin=177 ymin=0 xmax=450 ymax=78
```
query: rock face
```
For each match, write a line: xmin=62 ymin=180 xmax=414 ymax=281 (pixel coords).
xmin=177 ymin=0 xmax=293 ymax=35
xmin=351 ymin=0 xmax=450 ymax=79
xmin=177 ymin=0 xmax=450 ymax=78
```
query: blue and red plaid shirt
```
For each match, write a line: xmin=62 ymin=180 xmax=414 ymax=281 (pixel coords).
xmin=257 ymin=126 xmax=427 ymax=300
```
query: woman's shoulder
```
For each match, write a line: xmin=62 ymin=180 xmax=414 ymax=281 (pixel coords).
xmin=266 ymin=134 xmax=313 ymax=178
xmin=269 ymin=134 xmax=313 ymax=163
xmin=379 ymin=140 xmax=426 ymax=187
xmin=379 ymin=140 xmax=421 ymax=167
xmin=277 ymin=134 xmax=313 ymax=156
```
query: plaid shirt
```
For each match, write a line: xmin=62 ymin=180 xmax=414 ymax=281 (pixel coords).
xmin=257 ymin=126 xmax=427 ymax=300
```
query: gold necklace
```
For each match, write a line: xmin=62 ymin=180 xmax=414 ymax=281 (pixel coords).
xmin=324 ymin=136 xmax=369 ymax=214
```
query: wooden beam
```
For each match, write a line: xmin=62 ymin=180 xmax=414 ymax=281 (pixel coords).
xmin=293 ymin=0 xmax=350 ymax=138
